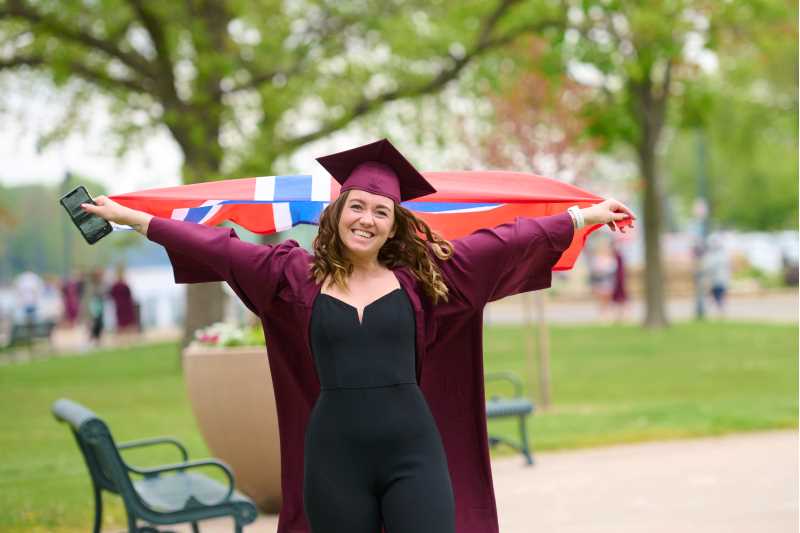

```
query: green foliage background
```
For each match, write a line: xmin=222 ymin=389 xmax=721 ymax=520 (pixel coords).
xmin=667 ymin=0 xmax=798 ymax=231
xmin=0 ymin=176 xmax=140 ymax=279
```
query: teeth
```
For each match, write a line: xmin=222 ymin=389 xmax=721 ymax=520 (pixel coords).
xmin=352 ymin=229 xmax=373 ymax=238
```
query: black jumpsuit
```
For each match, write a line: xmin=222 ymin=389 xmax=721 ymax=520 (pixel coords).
xmin=304 ymin=287 xmax=456 ymax=533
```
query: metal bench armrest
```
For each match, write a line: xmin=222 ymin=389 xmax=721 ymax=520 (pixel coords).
xmin=117 ymin=437 xmax=190 ymax=462
xmin=485 ymin=371 xmax=524 ymax=397
xmin=128 ymin=459 xmax=235 ymax=502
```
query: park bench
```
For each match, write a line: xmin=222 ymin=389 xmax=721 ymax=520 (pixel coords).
xmin=52 ymin=398 xmax=258 ymax=533
xmin=7 ymin=320 xmax=55 ymax=348
xmin=485 ymin=371 xmax=535 ymax=465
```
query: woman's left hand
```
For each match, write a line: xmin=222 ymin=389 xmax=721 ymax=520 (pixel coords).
xmin=581 ymin=199 xmax=637 ymax=233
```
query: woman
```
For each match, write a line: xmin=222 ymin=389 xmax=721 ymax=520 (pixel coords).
xmin=703 ymin=234 xmax=730 ymax=318
xmin=108 ymin=264 xmax=139 ymax=341
xmin=609 ymin=238 xmax=629 ymax=323
xmin=82 ymin=139 xmax=635 ymax=533
xmin=85 ymin=267 xmax=106 ymax=347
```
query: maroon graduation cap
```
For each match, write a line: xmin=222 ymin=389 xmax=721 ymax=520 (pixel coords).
xmin=315 ymin=138 xmax=436 ymax=203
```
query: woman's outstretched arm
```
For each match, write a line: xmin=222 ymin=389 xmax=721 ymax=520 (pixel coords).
xmin=436 ymin=199 xmax=636 ymax=309
xmin=80 ymin=195 xmax=152 ymax=234
xmin=81 ymin=196 xmax=305 ymax=316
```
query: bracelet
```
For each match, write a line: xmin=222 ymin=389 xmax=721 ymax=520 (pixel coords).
xmin=567 ymin=209 xmax=577 ymax=229
xmin=567 ymin=205 xmax=585 ymax=229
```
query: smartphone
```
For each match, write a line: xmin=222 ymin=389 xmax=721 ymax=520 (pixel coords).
xmin=59 ymin=185 xmax=113 ymax=245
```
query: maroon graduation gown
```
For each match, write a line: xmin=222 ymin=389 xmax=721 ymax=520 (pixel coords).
xmin=147 ymin=211 xmax=575 ymax=533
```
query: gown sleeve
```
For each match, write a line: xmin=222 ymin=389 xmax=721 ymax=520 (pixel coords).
xmin=437 ymin=211 xmax=575 ymax=310
xmin=146 ymin=216 xmax=306 ymax=316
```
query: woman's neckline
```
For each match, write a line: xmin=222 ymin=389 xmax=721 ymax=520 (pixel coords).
xmin=318 ymin=287 xmax=403 ymax=325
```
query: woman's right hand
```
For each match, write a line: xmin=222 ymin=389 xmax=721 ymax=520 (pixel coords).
xmin=81 ymin=195 xmax=153 ymax=235
xmin=581 ymin=198 xmax=636 ymax=233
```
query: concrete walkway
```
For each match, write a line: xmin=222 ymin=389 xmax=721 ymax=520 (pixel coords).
xmin=158 ymin=430 xmax=797 ymax=533
xmin=493 ymin=430 xmax=798 ymax=533
xmin=485 ymin=289 xmax=798 ymax=325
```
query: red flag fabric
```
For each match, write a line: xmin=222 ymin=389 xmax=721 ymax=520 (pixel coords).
xmin=111 ymin=170 xmax=619 ymax=271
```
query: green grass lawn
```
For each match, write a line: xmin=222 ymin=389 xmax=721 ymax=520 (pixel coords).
xmin=484 ymin=321 xmax=798 ymax=451
xmin=0 ymin=321 xmax=796 ymax=532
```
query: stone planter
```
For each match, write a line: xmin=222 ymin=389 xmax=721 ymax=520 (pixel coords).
xmin=182 ymin=343 xmax=281 ymax=513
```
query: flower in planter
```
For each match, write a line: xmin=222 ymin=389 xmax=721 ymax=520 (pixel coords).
xmin=194 ymin=322 xmax=264 ymax=347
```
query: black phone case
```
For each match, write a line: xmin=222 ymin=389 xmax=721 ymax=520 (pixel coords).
xmin=59 ymin=186 xmax=113 ymax=245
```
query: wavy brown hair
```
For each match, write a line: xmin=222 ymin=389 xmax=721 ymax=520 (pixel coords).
xmin=311 ymin=190 xmax=454 ymax=304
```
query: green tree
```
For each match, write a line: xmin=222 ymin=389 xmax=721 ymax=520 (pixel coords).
xmin=0 ymin=0 xmax=564 ymax=344
xmin=668 ymin=1 xmax=798 ymax=231
xmin=531 ymin=0 xmax=795 ymax=328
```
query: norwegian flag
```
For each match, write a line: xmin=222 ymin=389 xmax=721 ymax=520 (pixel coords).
xmin=110 ymin=171 xmax=615 ymax=271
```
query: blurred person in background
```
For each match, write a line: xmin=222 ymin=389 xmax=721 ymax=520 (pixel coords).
xmin=60 ymin=269 xmax=84 ymax=327
xmin=14 ymin=270 xmax=44 ymax=325
xmin=108 ymin=264 xmax=139 ymax=339
xmin=703 ymin=233 xmax=730 ymax=319
xmin=609 ymin=237 xmax=629 ymax=323
xmin=84 ymin=268 xmax=107 ymax=347
xmin=781 ymin=251 xmax=798 ymax=287
xmin=40 ymin=274 xmax=63 ymax=324
xmin=589 ymin=237 xmax=616 ymax=320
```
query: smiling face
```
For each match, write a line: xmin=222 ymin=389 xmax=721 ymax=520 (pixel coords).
xmin=337 ymin=189 xmax=397 ymax=261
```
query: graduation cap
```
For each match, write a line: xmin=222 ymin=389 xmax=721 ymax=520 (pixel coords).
xmin=315 ymin=138 xmax=436 ymax=203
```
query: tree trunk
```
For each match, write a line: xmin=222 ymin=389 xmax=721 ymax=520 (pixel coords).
xmin=626 ymin=58 xmax=672 ymax=330
xmin=171 ymin=118 xmax=227 ymax=348
xmin=635 ymin=104 xmax=670 ymax=329
xmin=183 ymin=283 xmax=227 ymax=347
xmin=534 ymin=291 xmax=551 ymax=409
